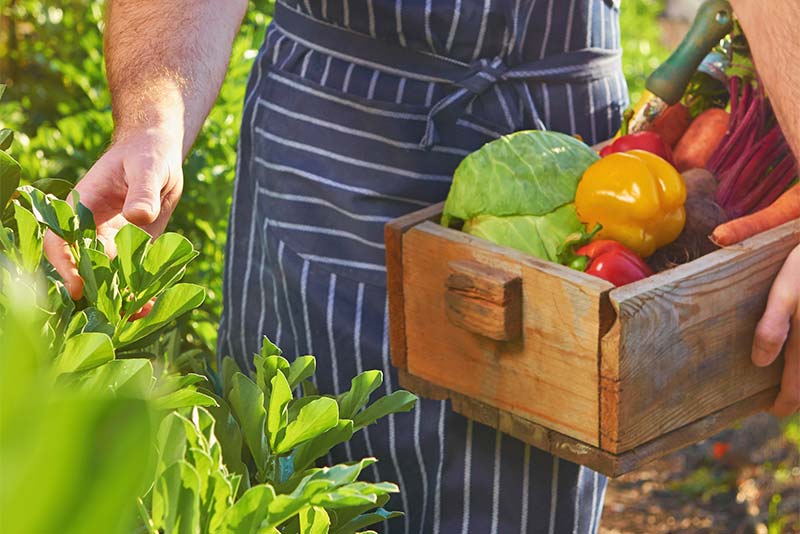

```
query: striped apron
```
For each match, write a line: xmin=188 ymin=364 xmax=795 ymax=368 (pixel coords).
xmin=219 ymin=1 xmax=627 ymax=532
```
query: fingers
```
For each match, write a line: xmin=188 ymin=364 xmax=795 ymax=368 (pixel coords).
xmin=43 ymin=230 xmax=83 ymax=300
xmin=771 ymin=314 xmax=800 ymax=417
xmin=752 ymin=249 xmax=800 ymax=367
xmin=122 ymin=157 xmax=164 ymax=226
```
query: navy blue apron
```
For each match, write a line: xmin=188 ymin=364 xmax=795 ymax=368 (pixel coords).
xmin=219 ymin=1 xmax=627 ymax=532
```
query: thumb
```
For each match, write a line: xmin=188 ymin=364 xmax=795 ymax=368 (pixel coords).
xmin=122 ymin=160 xmax=163 ymax=226
xmin=752 ymin=252 xmax=799 ymax=367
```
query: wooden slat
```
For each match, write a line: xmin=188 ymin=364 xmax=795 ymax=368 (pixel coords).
xmin=402 ymin=222 xmax=612 ymax=445
xmin=398 ymin=369 xmax=779 ymax=477
xmin=600 ymin=219 xmax=800 ymax=453
xmin=384 ymin=202 xmax=444 ymax=369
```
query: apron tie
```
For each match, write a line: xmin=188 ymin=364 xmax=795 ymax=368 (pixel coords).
xmin=273 ymin=3 xmax=622 ymax=149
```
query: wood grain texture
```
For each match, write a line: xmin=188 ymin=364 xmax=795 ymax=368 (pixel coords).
xmin=385 ymin=202 xmax=444 ymax=369
xmin=402 ymin=221 xmax=612 ymax=445
xmin=600 ymin=219 xmax=800 ymax=453
xmin=445 ymin=260 xmax=522 ymax=341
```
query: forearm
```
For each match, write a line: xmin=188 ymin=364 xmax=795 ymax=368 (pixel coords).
xmin=104 ymin=0 xmax=247 ymax=156
xmin=730 ymin=1 xmax=800 ymax=161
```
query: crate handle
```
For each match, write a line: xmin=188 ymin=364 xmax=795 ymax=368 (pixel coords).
xmin=444 ymin=260 xmax=522 ymax=341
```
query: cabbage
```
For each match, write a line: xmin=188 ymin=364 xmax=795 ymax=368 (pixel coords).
xmin=442 ymin=131 xmax=598 ymax=262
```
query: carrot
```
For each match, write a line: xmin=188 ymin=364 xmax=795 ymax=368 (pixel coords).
xmin=712 ymin=183 xmax=800 ymax=246
xmin=673 ymin=108 xmax=730 ymax=172
xmin=650 ymin=103 xmax=692 ymax=148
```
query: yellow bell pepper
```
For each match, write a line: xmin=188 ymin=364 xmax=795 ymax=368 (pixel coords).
xmin=575 ymin=149 xmax=686 ymax=257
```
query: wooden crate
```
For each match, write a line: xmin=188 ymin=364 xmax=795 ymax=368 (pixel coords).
xmin=385 ymin=202 xmax=799 ymax=477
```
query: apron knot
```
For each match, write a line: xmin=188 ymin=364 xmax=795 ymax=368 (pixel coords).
xmin=421 ymin=57 xmax=509 ymax=149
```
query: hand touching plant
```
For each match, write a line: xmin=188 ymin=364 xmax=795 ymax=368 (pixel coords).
xmin=752 ymin=244 xmax=800 ymax=417
xmin=44 ymin=127 xmax=184 ymax=300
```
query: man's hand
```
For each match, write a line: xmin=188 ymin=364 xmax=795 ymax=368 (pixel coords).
xmin=751 ymin=244 xmax=800 ymax=417
xmin=44 ymin=128 xmax=183 ymax=300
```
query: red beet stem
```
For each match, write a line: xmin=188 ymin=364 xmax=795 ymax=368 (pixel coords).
xmin=749 ymin=156 xmax=798 ymax=213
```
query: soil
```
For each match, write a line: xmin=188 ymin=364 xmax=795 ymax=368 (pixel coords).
xmin=601 ymin=414 xmax=800 ymax=534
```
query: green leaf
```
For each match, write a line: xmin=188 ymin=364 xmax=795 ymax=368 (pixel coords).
xmin=18 ymin=187 xmax=79 ymax=243
xmin=292 ymin=420 xmax=354 ymax=473
xmin=286 ymin=356 xmax=316 ymax=390
xmin=156 ymin=412 xmax=188 ymax=474
xmin=267 ymin=371 xmax=293 ymax=450
xmin=299 ymin=506 xmax=330 ymax=534
xmin=114 ymin=224 xmax=151 ymax=290
xmin=462 ymin=204 xmax=586 ymax=262
xmin=152 ymin=461 xmax=201 ymax=534
xmin=77 ymin=202 xmax=95 ymax=233
xmin=152 ymin=388 xmax=218 ymax=411
xmin=260 ymin=336 xmax=283 ymax=358
xmin=218 ymin=484 xmax=276 ymax=534
xmin=228 ymin=373 xmax=269 ymax=472
xmin=0 ymin=149 xmax=21 ymax=210
xmin=0 ymin=128 xmax=13 ymax=151
xmin=133 ymin=232 xmax=198 ymax=308
xmin=256 ymin=354 xmax=290 ymax=398
xmin=206 ymin=396 xmax=248 ymax=478
xmin=274 ymin=397 xmax=339 ymax=455
xmin=30 ymin=178 xmax=75 ymax=199
xmin=352 ymin=391 xmax=417 ymax=430
xmin=441 ymin=130 xmax=598 ymax=226
xmin=61 ymin=359 xmax=154 ymax=397
xmin=54 ymin=332 xmax=114 ymax=375
xmin=115 ymin=283 xmax=205 ymax=347
xmin=12 ymin=204 xmax=42 ymax=272
xmin=337 ymin=371 xmax=382 ymax=420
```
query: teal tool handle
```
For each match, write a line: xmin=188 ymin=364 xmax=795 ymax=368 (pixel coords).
xmin=646 ymin=0 xmax=733 ymax=105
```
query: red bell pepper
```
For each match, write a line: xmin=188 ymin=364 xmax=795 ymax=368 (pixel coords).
xmin=599 ymin=131 xmax=675 ymax=166
xmin=574 ymin=240 xmax=653 ymax=287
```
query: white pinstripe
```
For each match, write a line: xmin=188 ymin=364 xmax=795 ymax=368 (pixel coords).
xmin=489 ymin=430 xmax=503 ymax=534
xmin=460 ymin=419 xmax=474 ymax=534
xmin=367 ymin=0 xmax=376 ymax=38
xmin=255 ymin=128 xmax=452 ymax=183
xmin=395 ymin=77 xmax=407 ymax=104
xmin=267 ymin=220 xmax=385 ymax=250
xmin=302 ymin=0 xmax=312 ymax=15
xmin=603 ymin=76 xmax=614 ymax=138
xmin=367 ymin=70 xmax=380 ymax=99
xmin=272 ymin=34 xmax=286 ymax=64
xmin=520 ymin=445 xmax=531 ymax=533
xmin=299 ymin=259 xmax=319 ymax=390
xmin=572 ymin=467 xmax=584 ymax=534
xmin=445 ymin=0 xmax=462 ymax=53
xmin=254 ymin=218 xmax=270 ymax=368
xmin=320 ymin=55 xmax=333 ymax=86
xmin=343 ymin=0 xmax=350 ymax=28
xmin=600 ymin=0 xmax=607 ymax=49
xmin=548 ymin=457 xmax=560 ymax=534
xmin=257 ymin=186 xmax=394 ymax=222
xmin=395 ymin=0 xmax=407 ymax=47
xmin=432 ymin=400 xmax=446 ymax=534
xmin=564 ymin=0 xmax=577 ymax=52
xmin=493 ymin=84 xmax=515 ymax=132
xmin=566 ymin=84 xmax=577 ymax=134
xmin=321 ymin=0 xmax=327 ymax=19
xmin=540 ymin=0 xmax=555 ymax=59
xmin=381 ymin=299 xmax=410 ymax=534
xmin=541 ymin=82 xmax=551 ymax=128
xmin=353 ymin=283 xmax=381 ymax=481
xmin=268 ymin=72 xmax=427 ymax=121
xmin=425 ymin=82 xmax=435 ymax=107
xmin=424 ymin=0 xmax=436 ymax=53
xmin=508 ymin=0 xmax=522 ymax=56
xmin=253 ymin=160 xmax=430 ymax=206
xmin=518 ymin=0 xmax=539 ymax=62
xmin=586 ymin=0 xmax=594 ymax=47
xmin=297 ymin=253 xmax=386 ymax=272
xmin=412 ymin=401 xmax=429 ymax=531
xmin=588 ymin=471 xmax=599 ymax=534
xmin=280 ymin=41 xmax=299 ymax=69
xmin=300 ymin=49 xmax=312 ymax=77
xmin=471 ymin=0 xmax=492 ymax=61
xmin=238 ymin=182 xmax=262 ymax=361
xmin=277 ymin=241 xmax=300 ymax=357
xmin=342 ymin=62 xmax=355 ymax=92
xmin=326 ymin=273 xmax=354 ymax=462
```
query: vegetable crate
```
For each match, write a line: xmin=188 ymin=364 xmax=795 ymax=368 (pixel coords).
xmin=385 ymin=201 xmax=800 ymax=477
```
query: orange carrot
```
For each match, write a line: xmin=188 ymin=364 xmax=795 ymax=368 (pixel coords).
xmin=673 ymin=108 xmax=730 ymax=172
xmin=651 ymin=103 xmax=692 ymax=148
xmin=712 ymin=183 xmax=800 ymax=245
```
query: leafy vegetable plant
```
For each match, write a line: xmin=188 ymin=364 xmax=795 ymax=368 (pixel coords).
xmin=0 ymin=112 xmax=417 ymax=533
